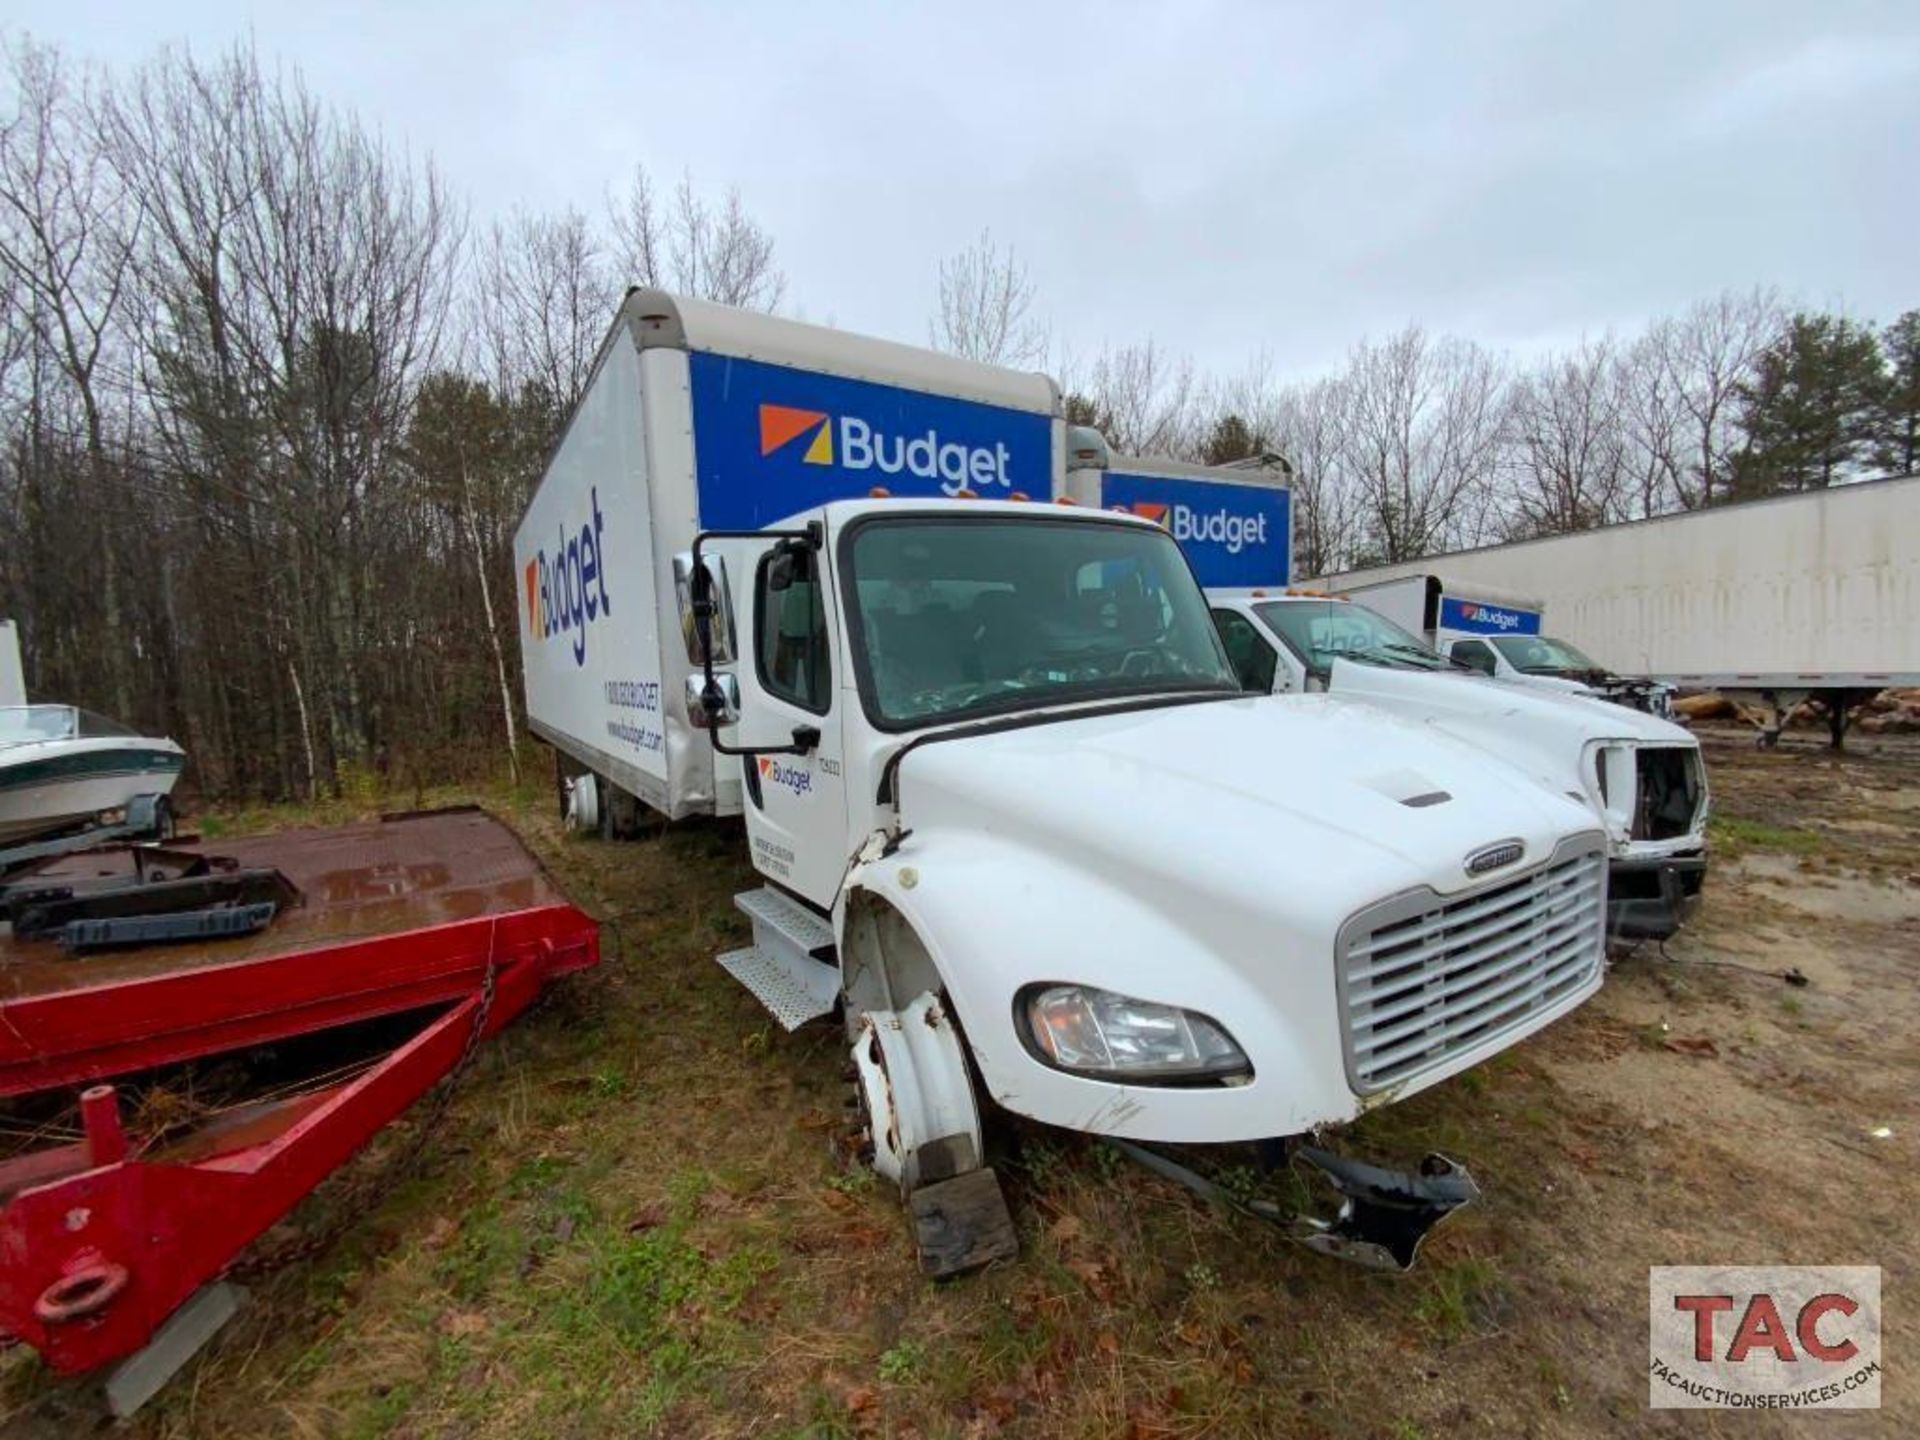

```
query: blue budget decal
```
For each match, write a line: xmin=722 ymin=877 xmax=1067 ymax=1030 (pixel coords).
xmin=1101 ymin=472 xmax=1291 ymax=588
xmin=689 ymin=353 xmax=1053 ymax=531
xmin=1439 ymin=596 xmax=1542 ymax=636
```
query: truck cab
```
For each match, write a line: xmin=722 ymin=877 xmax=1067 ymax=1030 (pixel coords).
xmin=1209 ymin=590 xmax=1708 ymax=942
xmin=684 ymin=500 xmax=1611 ymax=1245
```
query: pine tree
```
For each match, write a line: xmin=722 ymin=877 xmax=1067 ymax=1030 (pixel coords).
xmin=1201 ymin=412 xmax=1265 ymax=465
xmin=1731 ymin=314 xmax=1885 ymax=496
xmin=1879 ymin=311 xmax=1920 ymax=476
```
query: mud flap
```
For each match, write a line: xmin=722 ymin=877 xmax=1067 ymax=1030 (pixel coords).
xmin=1109 ymin=1139 xmax=1480 ymax=1272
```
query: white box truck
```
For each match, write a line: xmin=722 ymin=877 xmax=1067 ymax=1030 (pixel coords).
xmin=1316 ymin=475 xmax=1920 ymax=747
xmin=1334 ymin=575 xmax=1676 ymax=717
xmin=515 ymin=291 xmax=1612 ymax=1273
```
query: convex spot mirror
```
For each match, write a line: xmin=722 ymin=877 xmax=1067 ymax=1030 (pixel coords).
xmin=685 ymin=672 xmax=740 ymax=729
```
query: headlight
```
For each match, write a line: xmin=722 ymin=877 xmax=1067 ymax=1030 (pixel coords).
xmin=1019 ymin=984 xmax=1251 ymax=1083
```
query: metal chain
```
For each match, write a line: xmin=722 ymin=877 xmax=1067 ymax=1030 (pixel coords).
xmin=220 ymin=937 xmax=502 ymax=1282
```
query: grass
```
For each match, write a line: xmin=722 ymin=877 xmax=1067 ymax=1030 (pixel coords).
xmin=3 ymin=742 xmax=1912 ymax=1438
xmin=1707 ymin=813 xmax=1825 ymax=858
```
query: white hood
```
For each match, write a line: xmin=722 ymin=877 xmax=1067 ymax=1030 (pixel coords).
xmin=896 ymin=693 xmax=1600 ymax=918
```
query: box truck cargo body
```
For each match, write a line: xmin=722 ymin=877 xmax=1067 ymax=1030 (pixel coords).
xmin=515 ymin=291 xmax=1610 ymax=1273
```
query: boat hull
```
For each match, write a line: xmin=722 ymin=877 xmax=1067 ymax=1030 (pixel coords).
xmin=0 ymin=741 xmax=185 ymax=845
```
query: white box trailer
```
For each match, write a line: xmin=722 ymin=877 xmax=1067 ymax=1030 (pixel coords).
xmin=514 ymin=291 xmax=1611 ymax=1274
xmin=1316 ymin=475 xmax=1920 ymax=744
xmin=1061 ymin=429 xmax=1294 ymax=589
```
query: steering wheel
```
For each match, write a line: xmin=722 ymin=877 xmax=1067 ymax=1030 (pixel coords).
xmin=1120 ymin=646 xmax=1173 ymax=678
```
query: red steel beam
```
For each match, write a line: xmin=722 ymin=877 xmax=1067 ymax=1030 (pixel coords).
xmin=0 ymin=906 xmax=597 ymax=1098
xmin=0 ymin=910 xmax=595 ymax=1373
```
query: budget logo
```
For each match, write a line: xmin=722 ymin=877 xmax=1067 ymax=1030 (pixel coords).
xmin=1649 ymin=1265 xmax=1880 ymax=1410
xmin=759 ymin=405 xmax=835 ymax=465
xmin=1132 ymin=501 xmax=1269 ymax=556
xmin=757 ymin=403 xmax=1014 ymax=494
xmin=757 ymin=756 xmax=814 ymax=796
xmin=1460 ymin=601 xmax=1524 ymax=632
xmin=525 ymin=486 xmax=611 ymax=667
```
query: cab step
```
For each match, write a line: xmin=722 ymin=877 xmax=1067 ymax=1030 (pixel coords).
xmin=717 ymin=887 xmax=840 ymax=1030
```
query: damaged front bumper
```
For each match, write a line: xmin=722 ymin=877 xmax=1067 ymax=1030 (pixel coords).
xmin=1110 ymin=1139 xmax=1481 ymax=1272
xmin=1607 ymin=852 xmax=1707 ymax=942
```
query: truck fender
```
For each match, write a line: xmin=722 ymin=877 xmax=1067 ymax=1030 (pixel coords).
xmin=837 ymin=834 xmax=1351 ymax=1142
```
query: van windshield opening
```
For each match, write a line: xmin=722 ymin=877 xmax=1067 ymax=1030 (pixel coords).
xmin=1253 ymin=601 xmax=1457 ymax=678
xmin=845 ymin=517 xmax=1240 ymax=728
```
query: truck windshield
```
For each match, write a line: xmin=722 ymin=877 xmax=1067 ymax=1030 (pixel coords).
xmin=845 ymin=517 xmax=1239 ymax=728
xmin=1491 ymin=635 xmax=1600 ymax=674
xmin=1253 ymin=601 xmax=1456 ymax=678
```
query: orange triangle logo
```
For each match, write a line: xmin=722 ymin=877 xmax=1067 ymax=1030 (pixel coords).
xmin=760 ymin=404 xmax=830 ymax=456
xmin=1131 ymin=502 xmax=1170 ymax=525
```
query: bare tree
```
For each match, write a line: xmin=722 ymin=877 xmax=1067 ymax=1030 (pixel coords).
xmin=1341 ymin=326 xmax=1508 ymax=563
xmin=930 ymin=228 xmax=1047 ymax=367
xmin=1063 ymin=339 xmax=1198 ymax=455
xmin=609 ymin=164 xmax=784 ymax=310
xmin=1651 ymin=287 xmax=1783 ymax=507
xmin=1503 ymin=337 xmax=1631 ymax=538
xmin=1618 ymin=331 xmax=1693 ymax=518
xmin=0 ymin=37 xmax=139 ymax=709
xmin=476 ymin=206 xmax=616 ymax=419
xmin=1267 ymin=378 xmax=1359 ymax=577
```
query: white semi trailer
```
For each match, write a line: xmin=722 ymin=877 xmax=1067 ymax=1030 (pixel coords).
xmin=1316 ymin=475 xmax=1920 ymax=747
xmin=515 ymin=291 xmax=1612 ymax=1273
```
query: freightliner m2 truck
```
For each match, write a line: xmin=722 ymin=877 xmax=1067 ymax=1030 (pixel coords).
xmin=515 ymin=290 xmax=1611 ymax=1273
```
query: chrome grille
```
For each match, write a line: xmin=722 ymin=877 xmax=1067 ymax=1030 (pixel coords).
xmin=1336 ymin=837 xmax=1607 ymax=1092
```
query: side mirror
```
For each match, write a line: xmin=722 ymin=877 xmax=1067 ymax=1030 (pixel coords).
xmin=684 ymin=671 xmax=741 ymax=729
xmin=673 ymin=551 xmax=735 ymax=665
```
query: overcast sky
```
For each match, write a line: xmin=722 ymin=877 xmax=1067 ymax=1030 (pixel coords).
xmin=10 ymin=1 xmax=1917 ymax=381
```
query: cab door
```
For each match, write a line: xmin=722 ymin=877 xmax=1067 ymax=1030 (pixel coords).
xmin=730 ymin=532 xmax=850 ymax=907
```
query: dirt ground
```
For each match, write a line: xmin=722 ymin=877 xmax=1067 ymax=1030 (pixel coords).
xmin=1 ymin=725 xmax=1914 ymax=1438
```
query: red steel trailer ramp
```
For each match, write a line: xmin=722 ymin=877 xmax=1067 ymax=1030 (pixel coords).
xmin=0 ymin=808 xmax=597 ymax=1387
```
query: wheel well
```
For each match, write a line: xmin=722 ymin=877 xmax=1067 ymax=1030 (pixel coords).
xmin=841 ymin=889 xmax=944 ymax=1016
